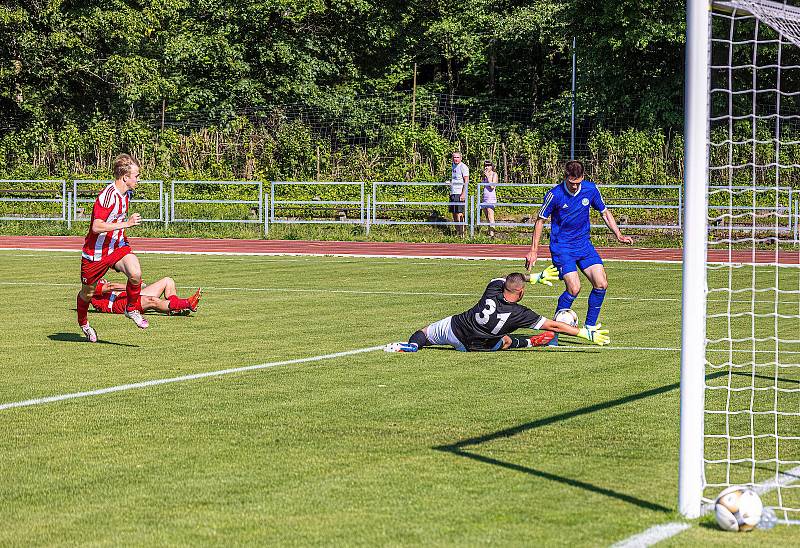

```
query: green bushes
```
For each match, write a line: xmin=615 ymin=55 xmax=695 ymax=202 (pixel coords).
xmin=2 ymin=116 xmax=798 ymax=194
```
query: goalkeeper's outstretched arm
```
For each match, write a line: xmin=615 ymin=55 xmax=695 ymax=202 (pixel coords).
xmin=539 ymin=318 xmax=611 ymax=346
xmin=524 ymin=264 xmax=559 ymax=286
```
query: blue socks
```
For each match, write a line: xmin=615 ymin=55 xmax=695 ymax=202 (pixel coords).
xmin=556 ymin=291 xmax=577 ymax=314
xmin=586 ymin=288 xmax=606 ymax=327
xmin=551 ymin=292 xmax=577 ymax=346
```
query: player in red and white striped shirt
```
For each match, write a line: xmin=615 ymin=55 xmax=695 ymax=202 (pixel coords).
xmin=77 ymin=154 xmax=148 ymax=342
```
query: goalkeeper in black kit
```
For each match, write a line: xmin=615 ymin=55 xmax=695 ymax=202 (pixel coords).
xmin=385 ymin=265 xmax=611 ymax=353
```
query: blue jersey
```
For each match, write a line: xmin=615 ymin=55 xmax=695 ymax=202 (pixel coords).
xmin=539 ymin=180 xmax=606 ymax=248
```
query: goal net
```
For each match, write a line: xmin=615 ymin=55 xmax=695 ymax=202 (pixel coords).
xmin=680 ymin=0 xmax=800 ymax=521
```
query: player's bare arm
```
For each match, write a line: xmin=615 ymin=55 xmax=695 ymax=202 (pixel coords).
xmin=525 ymin=217 xmax=546 ymax=270
xmin=600 ymin=209 xmax=633 ymax=244
xmin=539 ymin=318 xmax=585 ymax=337
xmin=460 ymin=175 xmax=468 ymax=201
xmin=91 ymin=213 xmax=141 ymax=234
xmin=100 ymin=281 xmax=125 ymax=294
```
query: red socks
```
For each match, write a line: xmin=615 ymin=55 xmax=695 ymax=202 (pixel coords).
xmin=77 ymin=293 xmax=90 ymax=326
xmin=126 ymin=280 xmax=142 ymax=312
xmin=167 ymin=295 xmax=191 ymax=311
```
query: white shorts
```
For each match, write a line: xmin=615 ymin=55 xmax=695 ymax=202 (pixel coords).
xmin=425 ymin=316 xmax=467 ymax=352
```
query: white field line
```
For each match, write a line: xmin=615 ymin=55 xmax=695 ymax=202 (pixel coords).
xmin=3 ymin=246 xmax=797 ymax=267
xmin=3 ymin=280 xmax=799 ymax=307
xmin=5 ymin=340 xmax=783 ymax=414
xmin=0 ymin=345 xmax=383 ymax=412
xmin=610 ymin=523 xmax=691 ymax=548
xmin=0 ymin=342 xmax=679 ymax=414
xmin=613 ymin=465 xmax=800 ymax=547
xmin=544 ymin=346 xmax=800 ymax=355
xmin=0 ymin=251 xmax=687 ymax=270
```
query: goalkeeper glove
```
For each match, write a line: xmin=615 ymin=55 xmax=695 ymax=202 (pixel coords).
xmin=577 ymin=325 xmax=611 ymax=346
xmin=530 ymin=264 xmax=559 ymax=286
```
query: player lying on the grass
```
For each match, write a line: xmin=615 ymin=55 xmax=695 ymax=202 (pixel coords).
xmin=92 ymin=277 xmax=202 ymax=315
xmin=385 ymin=265 xmax=610 ymax=352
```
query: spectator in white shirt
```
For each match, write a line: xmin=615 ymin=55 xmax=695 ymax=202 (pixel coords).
xmin=449 ymin=151 xmax=469 ymax=236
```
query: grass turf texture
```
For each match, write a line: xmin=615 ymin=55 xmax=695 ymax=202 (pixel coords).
xmin=0 ymin=251 xmax=797 ymax=545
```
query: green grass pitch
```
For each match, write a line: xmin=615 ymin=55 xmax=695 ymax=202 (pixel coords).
xmin=0 ymin=250 xmax=796 ymax=546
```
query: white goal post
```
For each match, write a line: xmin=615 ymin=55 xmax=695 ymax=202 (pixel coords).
xmin=680 ymin=0 xmax=800 ymax=521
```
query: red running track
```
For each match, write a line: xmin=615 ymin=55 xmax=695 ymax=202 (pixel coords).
xmin=0 ymin=236 xmax=797 ymax=263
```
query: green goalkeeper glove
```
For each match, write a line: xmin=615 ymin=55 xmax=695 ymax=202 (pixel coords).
xmin=577 ymin=325 xmax=611 ymax=346
xmin=530 ymin=264 xmax=559 ymax=286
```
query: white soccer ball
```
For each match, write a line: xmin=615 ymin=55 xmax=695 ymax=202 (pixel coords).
xmin=554 ymin=308 xmax=578 ymax=327
xmin=714 ymin=485 xmax=764 ymax=532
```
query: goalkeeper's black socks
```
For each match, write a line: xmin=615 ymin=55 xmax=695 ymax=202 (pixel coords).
xmin=506 ymin=335 xmax=531 ymax=349
xmin=409 ymin=330 xmax=429 ymax=349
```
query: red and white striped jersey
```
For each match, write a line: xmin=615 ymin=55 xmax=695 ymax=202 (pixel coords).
xmin=81 ymin=183 xmax=130 ymax=261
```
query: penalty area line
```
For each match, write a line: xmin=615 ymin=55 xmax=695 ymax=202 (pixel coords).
xmin=0 ymin=345 xmax=384 ymax=412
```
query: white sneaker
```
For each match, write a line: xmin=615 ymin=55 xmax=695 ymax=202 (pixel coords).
xmin=384 ymin=342 xmax=402 ymax=352
xmin=81 ymin=324 xmax=98 ymax=343
xmin=125 ymin=309 xmax=149 ymax=329
xmin=383 ymin=342 xmax=418 ymax=353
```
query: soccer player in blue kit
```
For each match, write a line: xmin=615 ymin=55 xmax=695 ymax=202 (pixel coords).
xmin=525 ymin=160 xmax=632 ymax=345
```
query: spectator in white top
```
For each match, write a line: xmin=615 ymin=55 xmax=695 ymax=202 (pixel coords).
xmin=449 ymin=151 xmax=469 ymax=236
xmin=481 ymin=160 xmax=498 ymax=238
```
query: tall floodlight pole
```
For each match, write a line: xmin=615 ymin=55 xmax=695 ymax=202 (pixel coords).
xmin=570 ymin=36 xmax=576 ymax=160
xmin=678 ymin=0 xmax=710 ymax=519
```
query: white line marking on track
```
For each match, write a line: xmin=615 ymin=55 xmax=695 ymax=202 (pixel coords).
xmin=0 ymin=345 xmax=383 ymax=412
xmin=612 ymin=465 xmax=800 ymax=547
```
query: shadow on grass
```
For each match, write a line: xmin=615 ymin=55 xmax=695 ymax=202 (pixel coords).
xmin=751 ymin=463 xmax=800 ymax=480
xmin=441 ymin=448 xmax=672 ymax=513
xmin=48 ymin=333 xmax=139 ymax=347
xmin=730 ymin=371 xmax=800 ymax=385
xmin=420 ymin=342 xmax=601 ymax=354
xmin=433 ymin=371 xmax=730 ymax=513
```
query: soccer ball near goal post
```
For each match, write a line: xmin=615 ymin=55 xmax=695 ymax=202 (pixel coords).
xmin=714 ymin=486 xmax=763 ymax=532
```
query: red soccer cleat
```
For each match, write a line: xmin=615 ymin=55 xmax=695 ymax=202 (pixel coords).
xmin=529 ymin=331 xmax=555 ymax=347
xmin=188 ymin=288 xmax=202 ymax=312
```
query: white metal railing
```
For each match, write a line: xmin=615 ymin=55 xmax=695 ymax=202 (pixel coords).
xmin=707 ymin=185 xmax=794 ymax=234
xmin=474 ymin=182 xmax=685 ymax=233
xmin=270 ymin=181 xmax=365 ymax=228
xmin=73 ymin=180 xmax=164 ymax=223
xmin=170 ymin=181 xmax=262 ymax=225
xmin=0 ymin=179 xmax=797 ymax=241
xmin=371 ymin=182 xmax=471 ymax=232
xmin=0 ymin=179 xmax=68 ymax=223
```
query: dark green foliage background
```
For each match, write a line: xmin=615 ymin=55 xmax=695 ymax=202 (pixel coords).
xmin=2 ymin=2 xmax=798 ymax=197
xmin=0 ymin=0 xmax=694 ymax=181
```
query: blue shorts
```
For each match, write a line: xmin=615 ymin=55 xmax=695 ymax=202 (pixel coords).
xmin=550 ymin=243 xmax=603 ymax=278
